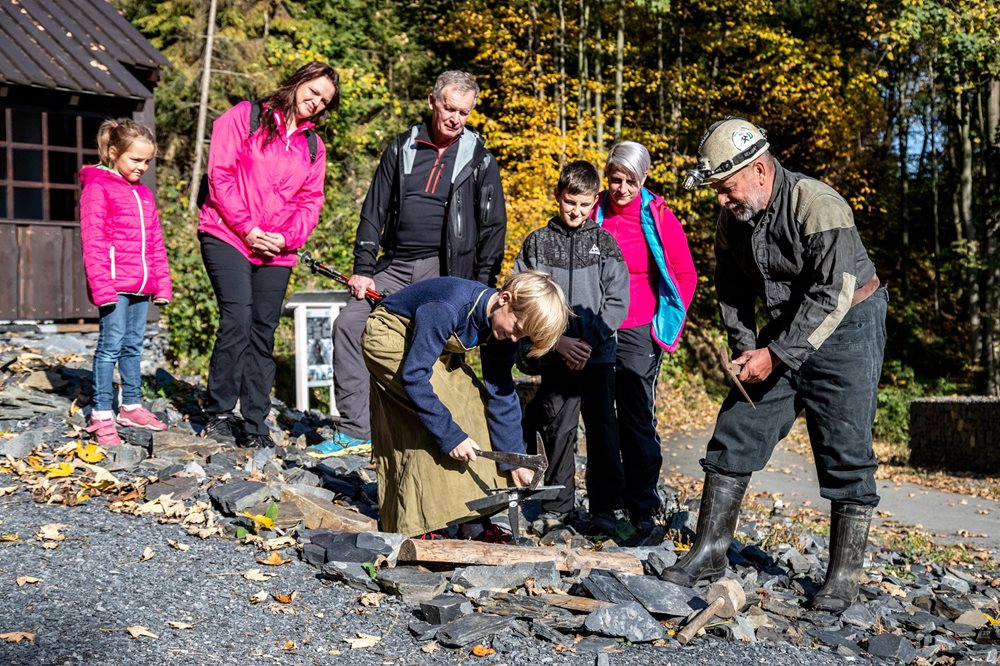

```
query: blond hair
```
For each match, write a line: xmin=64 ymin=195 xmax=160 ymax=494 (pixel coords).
xmin=96 ymin=118 xmax=156 ymax=167
xmin=500 ymin=271 xmax=571 ymax=357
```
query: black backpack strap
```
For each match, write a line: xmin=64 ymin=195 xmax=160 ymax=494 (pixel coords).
xmin=251 ymin=101 xmax=317 ymax=163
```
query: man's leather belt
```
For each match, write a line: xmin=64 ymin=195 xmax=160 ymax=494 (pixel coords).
xmin=851 ymin=274 xmax=880 ymax=307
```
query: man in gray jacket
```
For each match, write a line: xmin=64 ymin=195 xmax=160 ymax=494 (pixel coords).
xmin=662 ymin=118 xmax=887 ymax=614
xmin=326 ymin=71 xmax=506 ymax=453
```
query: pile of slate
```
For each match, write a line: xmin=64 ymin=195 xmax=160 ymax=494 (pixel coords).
xmin=1 ymin=333 xmax=999 ymax=665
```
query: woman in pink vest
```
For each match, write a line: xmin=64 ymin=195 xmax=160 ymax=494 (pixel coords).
xmin=591 ymin=141 xmax=698 ymax=537
xmin=198 ymin=62 xmax=339 ymax=448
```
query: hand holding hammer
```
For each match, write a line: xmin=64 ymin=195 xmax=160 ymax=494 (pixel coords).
xmin=676 ymin=578 xmax=746 ymax=645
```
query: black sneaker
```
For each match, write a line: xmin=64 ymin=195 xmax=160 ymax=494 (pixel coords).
xmin=243 ymin=433 xmax=276 ymax=448
xmin=585 ymin=510 xmax=625 ymax=536
xmin=202 ymin=415 xmax=236 ymax=444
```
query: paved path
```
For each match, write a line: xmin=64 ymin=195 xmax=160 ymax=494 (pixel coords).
xmin=660 ymin=425 xmax=1000 ymax=555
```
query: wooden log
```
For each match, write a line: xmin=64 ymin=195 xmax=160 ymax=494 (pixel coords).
xmin=539 ymin=592 xmax=614 ymax=613
xmin=397 ymin=538 xmax=644 ymax=575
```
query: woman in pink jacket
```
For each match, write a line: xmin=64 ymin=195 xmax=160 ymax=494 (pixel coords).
xmin=199 ymin=61 xmax=339 ymax=448
xmin=80 ymin=119 xmax=173 ymax=446
xmin=591 ymin=141 xmax=698 ymax=538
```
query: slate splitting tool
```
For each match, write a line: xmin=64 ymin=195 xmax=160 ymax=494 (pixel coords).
xmin=718 ymin=346 xmax=756 ymax=410
xmin=300 ymin=251 xmax=385 ymax=303
xmin=465 ymin=433 xmax=563 ymax=544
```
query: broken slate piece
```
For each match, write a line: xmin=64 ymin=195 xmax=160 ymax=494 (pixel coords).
xmin=144 ymin=476 xmax=201 ymax=502
xmin=207 ymin=480 xmax=270 ymax=515
xmin=408 ymin=620 xmax=438 ymax=641
xmin=581 ymin=569 xmax=638 ymax=605
xmin=376 ymin=566 xmax=447 ymax=603
xmin=866 ymin=634 xmax=917 ymax=663
xmin=531 ymin=619 xmax=569 ymax=645
xmin=809 ymin=629 xmax=863 ymax=655
xmin=840 ymin=603 xmax=876 ymax=629
xmin=644 ymin=549 xmax=678 ymax=577
xmin=451 ymin=562 xmax=560 ymax=592
xmin=953 ymin=610 xmax=989 ymax=628
xmin=707 ymin=615 xmax=758 ymax=643
xmin=420 ymin=593 xmax=473 ymax=625
xmin=935 ymin=594 xmax=976 ymax=620
xmin=612 ymin=573 xmax=699 ymax=617
xmin=583 ymin=601 xmax=666 ymax=643
xmin=0 ymin=429 xmax=46 ymax=457
xmin=435 ymin=613 xmax=516 ymax=648
xmin=100 ymin=444 xmax=148 ymax=472
xmin=320 ymin=561 xmax=379 ymax=592
xmin=938 ymin=574 xmax=972 ymax=595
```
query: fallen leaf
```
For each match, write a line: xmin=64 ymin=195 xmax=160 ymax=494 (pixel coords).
xmin=257 ymin=551 xmax=291 ymax=567
xmin=0 ymin=631 xmax=35 ymax=644
xmin=472 ymin=644 xmax=496 ymax=657
xmin=75 ymin=442 xmax=105 ymax=463
xmin=242 ymin=568 xmax=271 ymax=582
xmin=167 ymin=540 xmax=190 ymax=553
xmin=36 ymin=524 xmax=67 ymax=541
xmin=344 ymin=633 xmax=381 ymax=649
xmin=126 ymin=625 xmax=158 ymax=639
xmin=249 ymin=590 xmax=268 ymax=604
xmin=0 ymin=534 xmax=20 ymax=543
xmin=420 ymin=641 xmax=440 ymax=653
xmin=358 ymin=592 xmax=385 ymax=607
xmin=139 ymin=546 xmax=155 ymax=562
xmin=523 ymin=576 xmax=541 ymax=596
xmin=166 ymin=620 xmax=193 ymax=630
xmin=240 ymin=512 xmax=275 ymax=531
xmin=16 ymin=576 xmax=41 ymax=587
xmin=0 ymin=486 xmax=17 ymax=496
xmin=282 ymin=639 xmax=296 ymax=651
xmin=273 ymin=591 xmax=296 ymax=604
xmin=42 ymin=542 xmax=59 ymax=550
xmin=44 ymin=463 xmax=75 ymax=479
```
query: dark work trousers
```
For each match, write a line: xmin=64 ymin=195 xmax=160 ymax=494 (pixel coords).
xmin=702 ymin=287 xmax=889 ymax=506
xmin=200 ymin=233 xmax=292 ymax=436
xmin=523 ymin=363 xmax=623 ymax=516
xmin=332 ymin=257 xmax=440 ymax=439
xmin=615 ymin=325 xmax=665 ymax=519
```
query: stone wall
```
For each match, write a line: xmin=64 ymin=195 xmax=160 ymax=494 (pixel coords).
xmin=908 ymin=396 xmax=1000 ymax=473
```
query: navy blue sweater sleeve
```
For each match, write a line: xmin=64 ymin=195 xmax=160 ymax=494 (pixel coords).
xmin=399 ymin=301 xmax=469 ymax=453
xmin=480 ymin=340 xmax=526 ymax=466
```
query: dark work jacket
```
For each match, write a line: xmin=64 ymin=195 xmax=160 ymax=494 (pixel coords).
xmin=715 ymin=162 xmax=877 ymax=370
xmin=353 ymin=124 xmax=506 ymax=286
xmin=515 ymin=217 xmax=629 ymax=366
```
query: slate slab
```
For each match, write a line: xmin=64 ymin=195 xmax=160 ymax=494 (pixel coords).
xmin=581 ymin=569 xmax=637 ymax=605
xmin=840 ymin=603 xmax=876 ymax=629
xmin=866 ymin=634 xmax=917 ymax=663
xmin=452 ymin=562 xmax=560 ymax=591
xmin=320 ymin=560 xmax=379 ymax=591
xmin=100 ymin=444 xmax=149 ymax=472
xmin=207 ymin=480 xmax=270 ymax=515
xmin=420 ymin=593 xmax=473 ymax=625
xmin=583 ymin=601 xmax=666 ymax=643
xmin=612 ymin=572 xmax=699 ymax=617
xmin=376 ymin=566 xmax=447 ymax=602
xmin=435 ymin=613 xmax=517 ymax=648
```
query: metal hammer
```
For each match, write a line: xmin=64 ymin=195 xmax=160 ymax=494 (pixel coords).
xmin=676 ymin=578 xmax=746 ymax=645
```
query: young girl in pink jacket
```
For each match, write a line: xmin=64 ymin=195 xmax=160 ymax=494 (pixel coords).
xmin=198 ymin=61 xmax=339 ymax=448
xmin=80 ymin=119 xmax=173 ymax=446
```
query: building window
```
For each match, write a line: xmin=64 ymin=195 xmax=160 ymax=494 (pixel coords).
xmin=0 ymin=107 xmax=99 ymax=222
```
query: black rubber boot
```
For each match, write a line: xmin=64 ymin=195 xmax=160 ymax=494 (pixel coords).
xmin=659 ymin=473 xmax=748 ymax=587
xmin=810 ymin=502 xmax=873 ymax=613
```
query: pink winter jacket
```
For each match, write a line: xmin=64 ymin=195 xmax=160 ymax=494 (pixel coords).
xmin=79 ymin=165 xmax=173 ymax=307
xmin=197 ymin=101 xmax=326 ymax=266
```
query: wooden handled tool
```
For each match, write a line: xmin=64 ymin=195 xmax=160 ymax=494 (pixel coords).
xmin=676 ymin=578 xmax=746 ymax=645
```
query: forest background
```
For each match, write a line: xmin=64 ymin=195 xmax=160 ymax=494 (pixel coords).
xmin=114 ymin=0 xmax=1000 ymax=446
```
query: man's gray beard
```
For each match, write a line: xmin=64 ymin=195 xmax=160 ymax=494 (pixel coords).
xmin=726 ymin=190 xmax=768 ymax=222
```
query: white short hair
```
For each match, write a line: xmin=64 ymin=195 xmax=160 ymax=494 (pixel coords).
xmin=605 ymin=141 xmax=651 ymax=181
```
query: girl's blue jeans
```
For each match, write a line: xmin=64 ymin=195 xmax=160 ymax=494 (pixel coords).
xmin=93 ymin=294 xmax=149 ymax=412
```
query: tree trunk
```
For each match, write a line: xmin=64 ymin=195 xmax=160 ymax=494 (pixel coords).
xmin=595 ymin=6 xmax=604 ymax=153
xmin=578 ymin=0 xmax=589 ymax=152
xmin=187 ymin=0 xmax=219 ymax=213
xmin=982 ymin=79 xmax=1000 ymax=395
xmin=897 ymin=80 xmax=910 ymax=297
xmin=613 ymin=4 xmax=623 ymax=141
xmin=929 ymin=58 xmax=941 ymax=314
xmin=558 ymin=0 xmax=567 ymax=162
xmin=955 ymin=90 xmax=980 ymax=368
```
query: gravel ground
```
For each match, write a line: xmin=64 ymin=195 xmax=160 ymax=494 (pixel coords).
xmin=0 ymin=480 xmax=858 ymax=666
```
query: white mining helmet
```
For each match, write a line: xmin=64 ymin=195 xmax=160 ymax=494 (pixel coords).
xmin=682 ymin=117 xmax=770 ymax=191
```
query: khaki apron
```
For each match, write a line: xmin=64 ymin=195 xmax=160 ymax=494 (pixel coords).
xmin=362 ymin=305 xmax=511 ymax=537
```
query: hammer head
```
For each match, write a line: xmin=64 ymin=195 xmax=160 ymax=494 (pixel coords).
xmin=705 ymin=578 xmax=746 ymax=618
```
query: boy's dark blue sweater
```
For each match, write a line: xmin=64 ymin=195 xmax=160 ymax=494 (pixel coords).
xmin=379 ymin=277 xmax=523 ymax=459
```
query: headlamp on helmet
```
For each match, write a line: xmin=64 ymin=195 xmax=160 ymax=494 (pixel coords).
xmin=683 ymin=118 xmax=769 ymax=191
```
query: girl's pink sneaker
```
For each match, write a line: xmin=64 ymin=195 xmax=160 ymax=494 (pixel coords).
xmin=116 ymin=406 xmax=168 ymax=431
xmin=86 ymin=417 xmax=122 ymax=446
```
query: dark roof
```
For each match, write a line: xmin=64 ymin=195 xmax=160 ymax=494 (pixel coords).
xmin=0 ymin=0 xmax=171 ymax=100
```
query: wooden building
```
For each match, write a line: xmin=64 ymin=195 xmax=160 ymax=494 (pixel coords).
xmin=0 ymin=0 xmax=169 ymax=321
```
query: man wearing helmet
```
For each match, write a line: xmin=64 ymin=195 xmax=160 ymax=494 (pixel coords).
xmin=662 ymin=118 xmax=887 ymax=614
